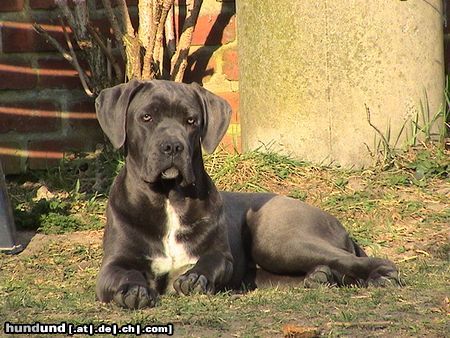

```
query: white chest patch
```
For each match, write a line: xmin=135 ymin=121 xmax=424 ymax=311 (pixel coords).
xmin=150 ymin=201 xmax=198 ymax=278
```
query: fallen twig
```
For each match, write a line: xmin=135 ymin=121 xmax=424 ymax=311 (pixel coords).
xmin=328 ymin=321 xmax=392 ymax=328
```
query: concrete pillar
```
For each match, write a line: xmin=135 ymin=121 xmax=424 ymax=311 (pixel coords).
xmin=236 ymin=0 xmax=444 ymax=167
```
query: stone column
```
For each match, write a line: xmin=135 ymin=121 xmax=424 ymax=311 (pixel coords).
xmin=237 ymin=0 xmax=444 ymax=167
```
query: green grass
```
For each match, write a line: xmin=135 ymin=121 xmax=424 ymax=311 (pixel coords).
xmin=1 ymin=145 xmax=449 ymax=337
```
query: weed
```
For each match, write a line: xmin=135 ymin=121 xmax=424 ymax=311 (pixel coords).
xmin=334 ymin=177 xmax=349 ymax=189
xmin=365 ymin=83 xmax=448 ymax=169
xmin=406 ymin=148 xmax=449 ymax=180
xmin=39 ymin=213 xmax=84 ymax=234
xmin=383 ymin=172 xmax=412 ymax=187
xmin=288 ymin=189 xmax=307 ymax=201
xmin=323 ymin=191 xmax=377 ymax=213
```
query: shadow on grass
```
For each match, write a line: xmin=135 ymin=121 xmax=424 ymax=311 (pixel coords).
xmin=7 ymin=144 xmax=123 ymax=236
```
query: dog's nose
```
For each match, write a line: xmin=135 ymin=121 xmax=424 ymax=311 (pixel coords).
xmin=160 ymin=141 xmax=184 ymax=155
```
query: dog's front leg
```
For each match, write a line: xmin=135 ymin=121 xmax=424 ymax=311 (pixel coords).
xmin=173 ymin=251 xmax=233 ymax=295
xmin=96 ymin=261 xmax=159 ymax=309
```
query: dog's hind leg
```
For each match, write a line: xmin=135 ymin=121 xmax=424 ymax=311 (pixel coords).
xmin=303 ymin=258 xmax=399 ymax=288
xmin=302 ymin=251 xmax=399 ymax=287
xmin=252 ymin=239 xmax=399 ymax=287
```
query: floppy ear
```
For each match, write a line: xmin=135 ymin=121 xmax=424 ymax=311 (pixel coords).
xmin=95 ymin=79 xmax=145 ymax=149
xmin=191 ymin=83 xmax=232 ymax=154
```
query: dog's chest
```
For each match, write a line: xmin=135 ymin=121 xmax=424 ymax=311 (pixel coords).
xmin=150 ymin=201 xmax=198 ymax=277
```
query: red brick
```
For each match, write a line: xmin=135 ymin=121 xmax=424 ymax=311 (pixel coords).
xmin=184 ymin=47 xmax=216 ymax=83
xmin=217 ymin=92 xmax=239 ymax=123
xmin=0 ymin=0 xmax=24 ymax=11
xmin=0 ymin=60 xmax=38 ymax=90
xmin=28 ymin=138 xmax=87 ymax=169
xmin=0 ymin=141 xmax=26 ymax=174
xmin=194 ymin=14 xmax=236 ymax=46
xmin=0 ymin=101 xmax=61 ymax=133
xmin=174 ymin=0 xmax=235 ymax=7
xmin=222 ymin=48 xmax=238 ymax=81
xmin=65 ymin=100 xmax=103 ymax=132
xmin=176 ymin=13 xmax=236 ymax=46
xmin=28 ymin=137 xmax=101 ymax=169
xmin=219 ymin=134 xmax=241 ymax=153
xmin=29 ymin=0 xmax=56 ymax=9
xmin=0 ymin=21 xmax=72 ymax=53
xmin=95 ymin=0 xmax=138 ymax=8
xmin=37 ymin=58 xmax=82 ymax=89
xmin=30 ymin=0 xmax=77 ymax=9
xmin=90 ymin=15 xmax=138 ymax=39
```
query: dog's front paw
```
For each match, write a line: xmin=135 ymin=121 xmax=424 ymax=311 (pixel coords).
xmin=173 ymin=272 xmax=214 ymax=295
xmin=113 ymin=284 xmax=158 ymax=309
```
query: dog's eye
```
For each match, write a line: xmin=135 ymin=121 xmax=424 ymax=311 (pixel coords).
xmin=142 ymin=114 xmax=153 ymax=122
xmin=187 ymin=117 xmax=196 ymax=125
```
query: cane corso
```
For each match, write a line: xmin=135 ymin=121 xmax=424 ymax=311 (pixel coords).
xmin=95 ymin=79 xmax=399 ymax=309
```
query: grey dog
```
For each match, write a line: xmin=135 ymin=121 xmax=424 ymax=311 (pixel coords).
xmin=95 ymin=79 xmax=399 ymax=309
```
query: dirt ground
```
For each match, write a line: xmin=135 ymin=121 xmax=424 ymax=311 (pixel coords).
xmin=1 ymin=149 xmax=449 ymax=337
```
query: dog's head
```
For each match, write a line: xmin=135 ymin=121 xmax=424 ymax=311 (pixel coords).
xmin=95 ymin=79 xmax=232 ymax=186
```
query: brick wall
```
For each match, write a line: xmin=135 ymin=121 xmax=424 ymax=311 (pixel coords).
xmin=0 ymin=0 xmax=239 ymax=174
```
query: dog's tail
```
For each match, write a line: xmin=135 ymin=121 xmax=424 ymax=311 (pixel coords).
xmin=351 ymin=239 xmax=368 ymax=257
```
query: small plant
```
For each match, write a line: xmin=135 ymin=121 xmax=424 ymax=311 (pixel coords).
xmin=365 ymin=95 xmax=448 ymax=170
xmin=406 ymin=89 xmax=448 ymax=148
xmin=323 ymin=191 xmax=377 ymax=213
xmin=34 ymin=0 xmax=204 ymax=96
xmin=406 ymin=148 xmax=449 ymax=180
xmin=288 ymin=189 xmax=307 ymax=201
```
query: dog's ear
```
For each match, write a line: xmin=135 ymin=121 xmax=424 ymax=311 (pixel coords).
xmin=95 ymin=79 xmax=144 ymax=149
xmin=191 ymin=83 xmax=232 ymax=154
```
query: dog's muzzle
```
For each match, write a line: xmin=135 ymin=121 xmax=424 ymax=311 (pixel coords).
xmin=159 ymin=140 xmax=184 ymax=181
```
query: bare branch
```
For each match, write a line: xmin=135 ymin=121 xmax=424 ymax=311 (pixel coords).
xmin=171 ymin=0 xmax=203 ymax=82
xmin=115 ymin=0 xmax=140 ymax=79
xmin=101 ymin=0 xmax=126 ymax=59
xmin=60 ymin=17 xmax=94 ymax=97
xmin=33 ymin=23 xmax=73 ymax=62
xmin=43 ymin=0 xmax=204 ymax=88
xmin=138 ymin=0 xmax=153 ymax=48
xmin=117 ymin=0 xmax=135 ymax=37
xmin=56 ymin=0 xmax=77 ymax=31
xmin=35 ymin=21 xmax=93 ymax=96
xmin=142 ymin=0 xmax=163 ymax=79
xmin=72 ymin=0 xmax=89 ymax=42
xmin=87 ymin=24 xmax=123 ymax=82
xmin=107 ymin=39 xmax=112 ymax=81
xmin=153 ymin=0 xmax=174 ymax=77
xmin=165 ymin=5 xmax=176 ymax=58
